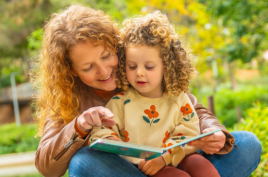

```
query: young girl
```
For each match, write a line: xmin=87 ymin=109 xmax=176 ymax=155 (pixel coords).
xmin=91 ymin=11 xmax=220 ymax=177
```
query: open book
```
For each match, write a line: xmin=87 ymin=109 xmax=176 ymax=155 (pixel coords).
xmin=89 ymin=129 xmax=222 ymax=160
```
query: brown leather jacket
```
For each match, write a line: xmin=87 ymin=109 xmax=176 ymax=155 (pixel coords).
xmin=35 ymin=90 xmax=235 ymax=177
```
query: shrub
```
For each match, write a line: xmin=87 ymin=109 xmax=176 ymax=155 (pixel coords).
xmin=230 ymin=103 xmax=268 ymax=177
xmin=214 ymin=86 xmax=268 ymax=128
xmin=0 ymin=123 xmax=39 ymax=155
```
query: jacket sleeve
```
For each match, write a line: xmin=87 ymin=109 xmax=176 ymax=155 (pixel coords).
xmin=162 ymin=93 xmax=200 ymax=167
xmin=187 ymin=93 xmax=235 ymax=154
xmin=35 ymin=116 xmax=91 ymax=177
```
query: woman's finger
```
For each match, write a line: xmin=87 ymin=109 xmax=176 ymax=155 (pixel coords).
xmin=200 ymin=131 xmax=225 ymax=142
xmin=98 ymin=107 xmax=114 ymax=119
xmin=77 ymin=114 xmax=93 ymax=131
xmin=88 ymin=108 xmax=102 ymax=126
xmin=101 ymin=119 xmax=116 ymax=127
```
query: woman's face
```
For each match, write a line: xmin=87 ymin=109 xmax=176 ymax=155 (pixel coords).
xmin=69 ymin=40 xmax=118 ymax=91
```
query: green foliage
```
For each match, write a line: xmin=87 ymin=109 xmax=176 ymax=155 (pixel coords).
xmin=203 ymin=0 xmax=268 ymax=63
xmin=214 ymin=86 xmax=268 ymax=128
xmin=230 ymin=103 xmax=268 ymax=176
xmin=0 ymin=123 xmax=39 ymax=155
xmin=27 ymin=28 xmax=44 ymax=50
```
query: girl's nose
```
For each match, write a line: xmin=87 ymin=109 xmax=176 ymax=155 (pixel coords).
xmin=136 ymin=67 xmax=144 ymax=77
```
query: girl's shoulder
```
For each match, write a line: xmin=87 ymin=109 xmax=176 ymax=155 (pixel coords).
xmin=168 ymin=91 xmax=189 ymax=103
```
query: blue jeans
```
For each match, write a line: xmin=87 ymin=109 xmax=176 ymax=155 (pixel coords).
xmin=69 ymin=131 xmax=261 ymax=177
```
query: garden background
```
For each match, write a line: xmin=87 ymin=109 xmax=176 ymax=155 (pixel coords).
xmin=0 ymin=0 xmax=267 ymax=176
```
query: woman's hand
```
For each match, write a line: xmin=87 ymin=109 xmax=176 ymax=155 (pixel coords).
xmin=187 ymin=127 xmax=226 ymax=154
xmin=138 ymin=156 xmax=165 ymax=176
xmin=105 ymin=136 xmax=123 ymax=142
xmin=77 ymin=106 xmax=116 ymax=132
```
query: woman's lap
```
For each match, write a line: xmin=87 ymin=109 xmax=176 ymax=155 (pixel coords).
xmin=69 ymin=131 xmax=261 ymax=177
xmin=69 ymin=146 xmax=145 ymax=177
xmin=198 ymin=131 xmax=262 ymax=177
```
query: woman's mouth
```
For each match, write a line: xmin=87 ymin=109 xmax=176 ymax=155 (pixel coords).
xmin=98 ymin=72 xmax=113 ymax=82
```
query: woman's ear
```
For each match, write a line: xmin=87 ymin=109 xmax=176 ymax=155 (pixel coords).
xmin=69 ymin=68 xmax=78 ymax=77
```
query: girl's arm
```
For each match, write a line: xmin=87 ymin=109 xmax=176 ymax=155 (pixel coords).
xmin=162 ymin=93 xmax=200 ymax=167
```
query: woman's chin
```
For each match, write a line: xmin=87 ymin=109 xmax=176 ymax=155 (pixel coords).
xmin=98 ymin=82 xmax=117 ymax=91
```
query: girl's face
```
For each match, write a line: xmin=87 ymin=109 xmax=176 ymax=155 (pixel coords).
xmin=126 ymin=45 xmax=164 ymax=98
xmin=69 ymin=40 xmax=118 ymax=91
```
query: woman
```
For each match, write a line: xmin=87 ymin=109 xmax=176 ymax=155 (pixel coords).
xmin=33 ymin=4 xmax=261 ymax=177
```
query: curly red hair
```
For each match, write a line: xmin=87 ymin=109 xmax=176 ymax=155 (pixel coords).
xmin=116 ymin=11 xmax=195 ymax=96
xmin=32 ymin=4 xmax=119 ymax=137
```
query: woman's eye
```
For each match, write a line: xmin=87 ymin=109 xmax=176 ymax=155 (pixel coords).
xmin=102 ymin=53 xmax=111 ymax=59
xmin=145 ymin=66 xmax=154 ymax=70
xmin=83 ymin=65 xmax=92 ymax=72
xmin=129 ymin=66 xmax=137 ymax=70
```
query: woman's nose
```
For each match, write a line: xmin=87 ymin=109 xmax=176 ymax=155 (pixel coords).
xmin=97 ymin=64 xmax=109 ymax=76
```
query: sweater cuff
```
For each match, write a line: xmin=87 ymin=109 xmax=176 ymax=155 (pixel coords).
xmin=162 ymin=152 xmax=172 ymax=166
xmin=75 ymin=117 xmax=90 ymax=138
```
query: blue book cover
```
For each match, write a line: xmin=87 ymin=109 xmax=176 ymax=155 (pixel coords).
xmin=89 ymin=129 xmax=221 ymax=160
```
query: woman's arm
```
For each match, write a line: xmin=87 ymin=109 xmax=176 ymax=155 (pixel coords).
xmin=35 ymin=117 xmax=90 ymax=177
xmin=187 ymin=93 xmax=235 ymax=154
xmin=35 ymin=107 xmax=116 ymax=177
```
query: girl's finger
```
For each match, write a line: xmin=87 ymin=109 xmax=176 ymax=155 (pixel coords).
xmin=141 ymin=161 xmax=151 ymax=172
xmin=138 ymin=159 xmax=146 ymax=170
xmin=144 ymin=166 xmax=153 ymax=175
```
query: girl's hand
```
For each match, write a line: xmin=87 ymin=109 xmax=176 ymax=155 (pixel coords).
xmin=77 ymin=106 xmax=115 ymax=132
xmin=138 ymin=156 xmax=165 ymax=176
xmin=187 ymin=127 xmax=226 ymax=154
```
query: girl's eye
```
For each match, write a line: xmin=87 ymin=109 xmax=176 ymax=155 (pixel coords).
xmin=83 ymin=65 xmax=92 ymax=72
xmin=129 ymin=66 xmax=137 ymax=70
xmin=145 ymin=66 xmax=154 ymax=70
xmin=102 ymin=53 xmax=111 ymax=59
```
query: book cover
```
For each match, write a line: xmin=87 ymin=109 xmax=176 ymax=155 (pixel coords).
xmin=89 ymin=128 xmax=221 ymax=160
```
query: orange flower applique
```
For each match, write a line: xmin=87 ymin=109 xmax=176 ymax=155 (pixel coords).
xmin=163 ymin=143 xmax=173 ymax=154
xmin=180 ymin=103 xmax=193 ymax=115
xmin=144 ymin=105 xmax=159 ymax=119
xmin=181 ymin=103 xmax=195 ymax=121
xmin=111 ymin=132 xmax=119 ymax=138
xmin=143 ymin=105 xmax=160 ymax=126
xmin=163 ymin=131 xmax=170 ymax=143
xmin=125 ymin=130 xmax=130 ymax=142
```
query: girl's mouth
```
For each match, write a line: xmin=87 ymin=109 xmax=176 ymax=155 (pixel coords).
xmin=137 ymin=81 xmax=147 ymax=86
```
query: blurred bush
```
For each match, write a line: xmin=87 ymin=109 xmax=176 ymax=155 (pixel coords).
xmin=0 ymin=123 xmax=39 ymax=155
xmin=214 ymin=86 xmax=268 ymax=128
xmin=230 ymin=103 xmax=268 ymax=177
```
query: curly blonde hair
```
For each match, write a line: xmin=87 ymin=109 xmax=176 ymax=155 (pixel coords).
xmin=116 ymin=11 xmax=195 ymax=96
xmin=32 ymin=4 xmax=119 ymax=137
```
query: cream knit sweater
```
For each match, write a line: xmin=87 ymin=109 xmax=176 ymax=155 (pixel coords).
xmin=91 ymin=87 xmax=200 ymax=167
